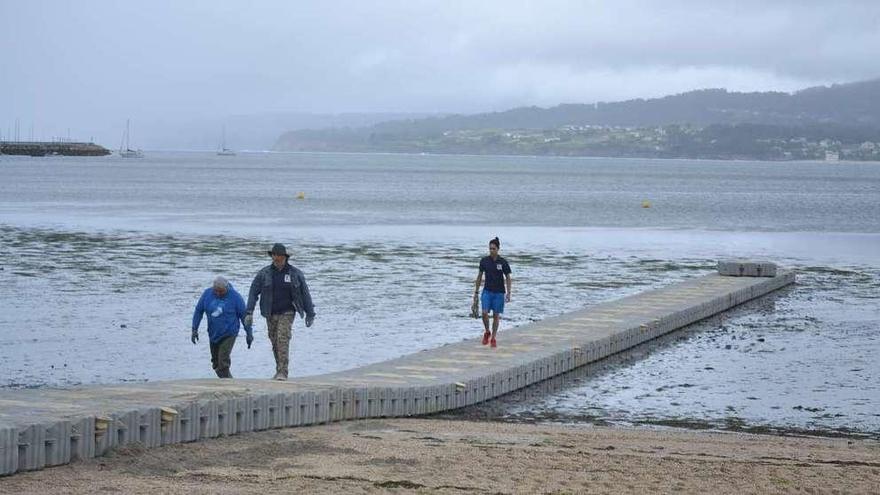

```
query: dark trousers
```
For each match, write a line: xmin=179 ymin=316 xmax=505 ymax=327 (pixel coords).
xmin=209 ymin=335 xmax=236 ymax=378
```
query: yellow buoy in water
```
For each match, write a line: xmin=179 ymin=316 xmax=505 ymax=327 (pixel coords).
xmin=641 ymin=200 xmax=651 ymax=208
xmin=296 ymin=192 xmax=305 ymax=200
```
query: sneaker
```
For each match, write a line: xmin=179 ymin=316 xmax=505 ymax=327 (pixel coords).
xmin=272 ymin=372 xmax=287 ymax=381
xmin=482 ymin=331 xmax=491 ymax=345
xmin=490 ymin=337 xmax=497 ymax=348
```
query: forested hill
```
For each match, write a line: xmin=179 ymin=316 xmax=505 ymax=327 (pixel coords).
xmin=365 ymin=78 xmax=880 ymax=134
xmin=274 ymin=79 xmax=880 ymax=160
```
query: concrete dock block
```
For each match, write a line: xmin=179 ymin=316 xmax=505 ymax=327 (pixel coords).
xmin=328 ymin=389 xmax=341 ymax=422
xmin=404 ymin=387 xmax=415 ymax=415
xmin=431 ymin=386 xmax=444 ymax=413
xmin=283 ymin=392 xmax=301 ymax=426
xmin=366 ymin=388 xmax=382 ymax=418
xmin=93 ymin=416 xmax=114 ymax=455
xmin=718 ymin=260 xmax=777 ymax=277
xmin=159 ymin=407 xmax=180 ymax=446
xmin=69 ymin=416 xmax=95 ymax=460
xmin=439 ymin=384 xmax=453 ymax=412
xmin=42 ymin=421 xmax=72 ymax=467
xmin=137 ymin=408 xmax=161 ymax=448
xmin=354 ymin=388 xmax=369 ymax=418
xmin=199 ymin=400 xmax=220 ymax=439
xmin=504 ymin=369 xmax=515 ymax=395
xmin=231 ymin=396 xmax=254 ymax=434
xmin=266 ymin=393 xmax=286 ymax=429
xmin=411 ymin=387 xmax=424 ymax=415
xmin=114 ymin=410 xmax=140 ymax=447
xmin=251 ymin=395 xmax=271 ymax=431
xmin=340 ymin=388 xmax=357 ymax=420
xmin=379 ymin=388 xmax=394 ymax=417
xmin=16 ymin=424 xmax=45 ymax=471
xmin=393 ymin=387 xmax=406 ymax=416
xmin=0 ymin=425 xmax=17 ymax=476
xmin=216 ymin=399 xmax=236 ymax=436
xmin=177 ymin=402 xmax=200 ymax=442
xmin=300 ymin=391 xmax=317 ymax=425
xmin=316 ymin=390 xmax=331 ymax=423
xmin=422 ymin=386 xmax=437 ymax=414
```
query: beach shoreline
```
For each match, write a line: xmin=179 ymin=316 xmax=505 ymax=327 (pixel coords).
xmin=2 ymin=418 xmax=877 ymax=494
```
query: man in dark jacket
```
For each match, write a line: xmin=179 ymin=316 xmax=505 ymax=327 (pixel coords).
xmin=245 ymin=243 xmax=315 ymax=380
xmin=191 ymin=276 xmax=252 ymax=378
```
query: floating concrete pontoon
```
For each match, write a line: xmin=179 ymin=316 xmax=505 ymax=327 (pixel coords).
xmin=0 ymin=262 xmax=794 ymax=476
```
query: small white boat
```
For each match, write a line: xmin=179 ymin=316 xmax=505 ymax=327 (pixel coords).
xmin=118 ymin=119 xmax=144 ymax=158
xmin=217 ymin=125 xmax=236 ymax=156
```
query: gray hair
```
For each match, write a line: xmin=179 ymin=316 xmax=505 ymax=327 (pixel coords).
xmin=212 ymin=276 xmax=229 ymax=289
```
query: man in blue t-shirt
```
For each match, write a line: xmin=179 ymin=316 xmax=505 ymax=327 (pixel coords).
xmin=473 ymin=237 xmax=512 ymax=348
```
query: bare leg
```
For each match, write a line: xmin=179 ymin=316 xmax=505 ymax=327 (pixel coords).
xmin=481 ymin=311 xmax=490 ymax=333
xmin=492 ymin=314 xmax=500 ymax=338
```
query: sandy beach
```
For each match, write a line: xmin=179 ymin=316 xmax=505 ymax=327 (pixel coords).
xmin=2 ymin=418 xmax=878 ymax=494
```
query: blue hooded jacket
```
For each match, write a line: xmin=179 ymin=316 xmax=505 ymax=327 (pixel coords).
xmin=192 ymin=283 xmax=250 ymax=343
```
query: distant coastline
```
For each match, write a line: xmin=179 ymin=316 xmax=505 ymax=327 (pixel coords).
xmin=274 ymin=78 xmax=880 ymax=162
xmin=273 ymin=123 xmax=880 ymax=162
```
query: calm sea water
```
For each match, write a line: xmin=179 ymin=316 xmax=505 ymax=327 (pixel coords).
xmin=1 ymin=151 xmax=878 ymax=436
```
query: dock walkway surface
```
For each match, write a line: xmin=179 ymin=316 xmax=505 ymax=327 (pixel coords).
xmin=0 ymin=263 xmax=794 ymax=476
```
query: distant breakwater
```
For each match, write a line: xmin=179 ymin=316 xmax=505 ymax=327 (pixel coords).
xmin=0 ymin=141 xmax=110 ymax=157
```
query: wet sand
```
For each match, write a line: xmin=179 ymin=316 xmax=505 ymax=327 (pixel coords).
xmin=2 ymin=419 xmax=878 ymax=494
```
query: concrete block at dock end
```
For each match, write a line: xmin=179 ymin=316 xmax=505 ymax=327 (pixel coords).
xmin=0 ymin=425 xmax=18 ymax=476
xmin=717 ymin=260 xmax=777 ymax=277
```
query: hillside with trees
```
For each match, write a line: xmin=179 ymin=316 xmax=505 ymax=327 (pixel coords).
xmin=274 ymin=79 xmax=880 ymax=161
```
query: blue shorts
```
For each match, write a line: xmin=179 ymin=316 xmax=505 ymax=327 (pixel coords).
xmin=481 ymin=289 xmax=505 ymax=315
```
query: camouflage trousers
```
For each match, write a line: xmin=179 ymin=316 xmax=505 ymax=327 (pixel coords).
xmin=267 ymin=312 xmax=295 ymax=377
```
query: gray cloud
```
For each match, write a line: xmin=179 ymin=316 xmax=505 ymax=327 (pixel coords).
xmin=1 ymin=0 xmax=877 ymax=147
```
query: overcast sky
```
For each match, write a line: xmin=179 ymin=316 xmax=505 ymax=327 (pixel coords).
xmin=1 ymin=0 xmax=878 ymax=145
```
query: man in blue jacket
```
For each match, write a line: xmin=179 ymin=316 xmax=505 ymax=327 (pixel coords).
xmin=191 ymin=276 xmax=252 ymax=378
xmin=245 ymin=243 xmax=315 ymax=381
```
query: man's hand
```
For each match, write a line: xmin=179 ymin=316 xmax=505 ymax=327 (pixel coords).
xmin=470 ymin=293 xmax=480 ymax=319
xmin=305 ymin=314 xmax=315 ymax=328
xmin=505 ymin=293 xmax=511 ymax=303
xmin=246 ymin=330 xmax=254 ymax=349
xmin=191 ymin=329 xmax=198 ymax=344
xmin=243 ymin=313 xmax=253 ymax=327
